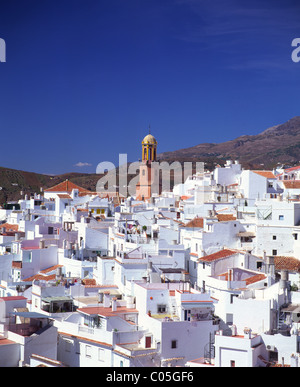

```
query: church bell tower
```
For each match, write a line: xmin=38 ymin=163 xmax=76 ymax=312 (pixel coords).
xmin=136 ymin=129 xmax=159 ymax=201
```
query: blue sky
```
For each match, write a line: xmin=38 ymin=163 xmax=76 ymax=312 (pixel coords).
xmin=0 ymin=0 xmax=300 ymax=174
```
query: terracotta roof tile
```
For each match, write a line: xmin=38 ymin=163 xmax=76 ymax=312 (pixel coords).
xmin=198 ymin=249 xmax=236 ymax=263
xmin=77 ymin=306 xmax=138 ymax=317
xmin=283 ymin=180 xmax=300 ymax=189
xmin=59 ymin=331 xmax=112 ymax=348
xmin=0 ymin=223 xmax=19 ymax=232
xmin=183 ymin=217 xmax=204 ymax=228
xmin=12 ymin=261 xmax=22 ymax=269
xmin=181 ymin=195 xmax=192 ymax=200
xmin=23 ymin=274 xmax=56 ymax=282
xmin=253 ymin=170 xmax=276 ymax=179
xmin=45 ymin=179 xmax=89 ymax=193
xmin=285 ymin=165 xmax=300 ymax=173
xmin=57 ymin=194 xmax=72 ymax=199
xmin=40 ymin=265 xmax=63 ymax=274
xmin=245 ymin=273 xmax=266 ymax=285
xmin=219 ymin=271 xmax=266 ymax=285
xmin=217 ymin=214 xmax=236 ymax=222
xmin=0 ymin=337 xmax=16 ymax=346
xmin=274 ymin=256 xmax=300 ymax=272
xmin=82 ymin=278 xmax=97 ymax=286
xmin=78 ymin=191 xmax=98 ymax=197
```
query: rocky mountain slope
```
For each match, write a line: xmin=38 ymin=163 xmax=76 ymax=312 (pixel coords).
xmin=158 ymin=116 xmax=300 ymax=170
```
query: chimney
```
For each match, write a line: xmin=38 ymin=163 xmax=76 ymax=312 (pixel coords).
xmin=56 ymin=266 xmax=62 ymax=281
xmin=280 ymin=269 xmax=289 ymax=289
xmin=98 ymin=291 xmax=104 ymax=304
xmin=112 ymin=297 xmax=117 ymax=312
xmin=103 ymin=291 xmax=110 ymax=308
xmin=266 ymin=256 xmax=275 ymax=276
xmin=244 ymin=328 xmax=252 ymax=339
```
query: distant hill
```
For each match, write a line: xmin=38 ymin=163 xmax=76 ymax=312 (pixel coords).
xmin=0 ymin=167 xmax=136 ymax=204
xmin=1 ymin=116 xmax=300 ymax=204
xmin=158 ymin=116 xmax=300 ymax=170
xmin=0 ymin=168 xmax=102 ymax=204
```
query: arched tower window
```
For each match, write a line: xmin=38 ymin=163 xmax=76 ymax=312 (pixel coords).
xmin=141 ymin=132 xmax=157 ymax=162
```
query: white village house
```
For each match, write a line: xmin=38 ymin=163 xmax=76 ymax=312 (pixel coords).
xmin=0 ymin=133 xmax=300 ymax=367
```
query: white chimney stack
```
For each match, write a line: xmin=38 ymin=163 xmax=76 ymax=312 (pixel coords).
xmin=112 ymin=297 xmax=117 ymax=312
xmin=103 ymin=292 xmax=110 ymax=308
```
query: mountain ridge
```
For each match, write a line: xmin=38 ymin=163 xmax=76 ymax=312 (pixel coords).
xmin=158 ymin=116 xmax=300 ymax=169
xmin=1 ymin=116 xmax=300 ymax=203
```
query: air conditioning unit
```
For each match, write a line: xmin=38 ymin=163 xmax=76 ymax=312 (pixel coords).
xmin=266 ymin=345 xmax=276 ymax=351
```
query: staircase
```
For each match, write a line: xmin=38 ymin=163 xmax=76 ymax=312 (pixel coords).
xmin=257 ymin=206 xmax=272 ymax=220
xmin=278 ymin=311 xmax=286 ymax=332
xmin=204 ymin=332 xmax=215 ymax=364
xmin=169 ymin=297 xmax=178 ymax=320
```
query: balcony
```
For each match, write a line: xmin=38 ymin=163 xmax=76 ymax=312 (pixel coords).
xmin=7 ymin=312 xmax=53 ymax=337
xmin=9 ymin=322 xmax=42 ymax=336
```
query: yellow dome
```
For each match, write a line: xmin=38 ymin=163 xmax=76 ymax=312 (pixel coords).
xmin=142 ymin=134 xmax=157 ymax=145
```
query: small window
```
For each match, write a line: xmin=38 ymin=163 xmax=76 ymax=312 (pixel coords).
xmin=157 ymin=304 xmax=166 ymax=313
xmin=226 ymin=313 xmax=233 ymax=324
xmin=272 ymin=235 xmax=276 ymax=240
xmin=257 ymin=262 xmax=262 ymax=270
xmin=279 ymin=215 xmax=284 ymax=221
xmin=230 ymin=360 xmax=236 ymax=367
xmin=293 ymin=233 xmax=298 ymax=240
xmin=85 ymin=345 xmax=91 ymax=358
xmin=272 ymin=249 xmax=277 ymax=256
xmin=98 ymin=348 xmax=104 ymax=361
xmin=171 ymin=340 xmax=177 ymax=349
